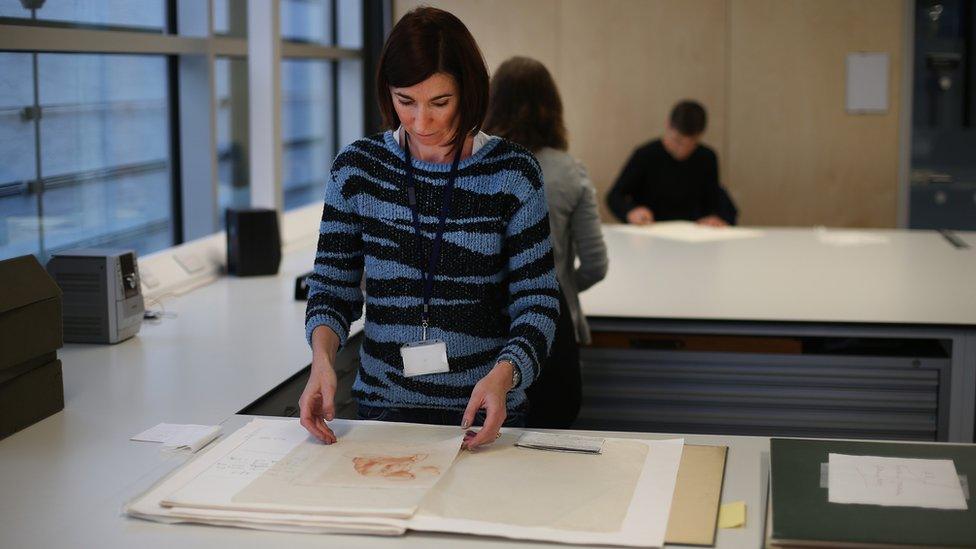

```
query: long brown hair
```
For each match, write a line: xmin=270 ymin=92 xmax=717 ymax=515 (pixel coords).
xmin=376 ymin=7 xmax=489 ymax=153
xmin=484 ymin=56 xmax=568 ymax=153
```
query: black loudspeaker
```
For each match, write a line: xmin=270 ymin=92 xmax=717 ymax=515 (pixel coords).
xmin=226 ymin=208 xmax=282 ymax=276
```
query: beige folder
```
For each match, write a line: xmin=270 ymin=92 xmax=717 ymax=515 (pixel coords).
xmin=665 ymin=444 xmax=729 ymax=546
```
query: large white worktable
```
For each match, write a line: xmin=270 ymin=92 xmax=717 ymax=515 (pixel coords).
xmin=2 ymin=223 xmax=972 ymax=548
xmin=583 ymin=226 xmax=976 ymax=325
xmin=581 ymin=226 xmax=976 ymax=442
xmin=0 ymin=223 xmax=767 ymax=549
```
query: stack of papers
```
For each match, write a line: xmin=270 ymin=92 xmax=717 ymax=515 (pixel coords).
xmin=815 ymin=228 xmax=890 ymax=247
xmin=515 ymin=431 xmax=604 ymax=454
xmin=127 ymin=418 xmax=685 ymax=547
xmin=612 ymin=221 xmax=764 ymax=243
xmin=131 ymin=423 xmax=222 ymax=453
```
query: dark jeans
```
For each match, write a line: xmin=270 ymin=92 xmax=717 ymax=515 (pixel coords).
xmin=357 ymin=403 xmax=528 ymax=428
xmin=526 ymin=288 xmax=582 ymax=429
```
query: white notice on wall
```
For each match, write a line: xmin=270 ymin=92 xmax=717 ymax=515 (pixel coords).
xmin=827 ymin=453 xmax=967 ymax=510
xmin=846 ymin=52 xmax=889 ymax=113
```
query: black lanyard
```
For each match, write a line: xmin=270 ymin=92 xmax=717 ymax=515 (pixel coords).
xmin=403 ymin=134 xmax=463 ymax=339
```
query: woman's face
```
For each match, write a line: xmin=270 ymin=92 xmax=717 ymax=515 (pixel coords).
xmin=391 ymin=72 xmax=460 ymax=148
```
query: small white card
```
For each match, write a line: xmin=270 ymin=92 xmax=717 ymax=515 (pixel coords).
xmin=400 ymin=339 xmax=450 ymax=377
xmin=828 ymin=453 xmax=967 ymax=510
xmin=515 ymin=432 xmax=605 ymax=454
xmin=131 ymin=423 xmax=222 ymax=453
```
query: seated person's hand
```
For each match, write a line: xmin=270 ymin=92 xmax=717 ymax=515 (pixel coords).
xmin=626 ymin=206 xmax=654 ymax=225
xmin=696 ymin=215 xmax=727 ymax=227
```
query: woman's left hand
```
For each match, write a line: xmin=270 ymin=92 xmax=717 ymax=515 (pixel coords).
xmin=462 ymin=361 xmax=515 ymax=450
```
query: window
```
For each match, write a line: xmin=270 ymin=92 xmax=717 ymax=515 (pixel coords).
xmin=0 ymin=52 xmax=172 ymax=262
xmin=213 ymin=0 xmax=247 ymax=38
xmin=0 ymin=52 xmax=38 ymax=261
xmin=0 ymin=0 xmax=166 ymax=31
xmin=281 ymin=0 xmax=333 ymax=45
xmin=280 ymin=0 xmax=364 ymax=211
xmin=0 ymin=0 xmax=377 ymax=263
xmin=281 ymin=58 xmax=334 ymax=210
xmin=216 ymin=57 xmax=250 ymax=224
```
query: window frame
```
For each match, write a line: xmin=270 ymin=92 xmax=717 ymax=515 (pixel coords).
xmin=0 ymin=0 xmax=386 ymax=259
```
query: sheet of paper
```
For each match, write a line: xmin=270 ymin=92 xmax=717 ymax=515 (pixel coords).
xmin=410 ymin=436 xmax=684 ymax=547
xmin=828 ymin=453 xmax=967 ymax=510
xmin=718 ymin=501 xmax=746 ymax=528
xmin=516 ymin=431 xmax=604 ymax=454
xmin=816 ymin=228 xmax=889 ymax=247
xmin=162 ymin=420 xmax=464 ymax=518
xmin=612 ymin=221 xmax=763 ymax=243
xmin=846 ymin=52 xmax=889 ymax=113
xmin=125 ymin=419 xmax=407 ymax=535
xmin=131 ymin=423 xmax=222 ymax=453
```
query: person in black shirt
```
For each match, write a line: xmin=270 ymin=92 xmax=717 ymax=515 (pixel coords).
xmin=606 ymin=100 xmax=738 ymax=226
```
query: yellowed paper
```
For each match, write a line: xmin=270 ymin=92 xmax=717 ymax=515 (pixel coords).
xmin=417 ymin=435 xmax=647 ymax=532
xmin=231 ymin=422 xmax=463 ymax=515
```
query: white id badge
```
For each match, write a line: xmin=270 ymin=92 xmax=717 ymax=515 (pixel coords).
xmin=400 ymin=339 xmax=449 ymax=377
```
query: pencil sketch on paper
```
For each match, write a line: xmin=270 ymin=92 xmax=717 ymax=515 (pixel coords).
xmin=855 ymin=464 xmax=959 ymax=496
xmin=828 ymin=453 xmax=968 ymax=510
xmin=351 ymin=453 xmax=442 ymax=481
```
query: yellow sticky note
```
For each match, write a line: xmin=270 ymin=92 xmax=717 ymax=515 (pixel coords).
xmin=718 ymin=501 xmax=746 ymax=529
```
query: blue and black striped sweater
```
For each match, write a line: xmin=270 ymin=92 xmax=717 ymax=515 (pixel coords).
xmin=305 ymin=131 xmax=560 ymax=411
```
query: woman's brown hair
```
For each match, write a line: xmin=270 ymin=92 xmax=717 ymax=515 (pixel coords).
xmin=376 ymin=7 xmax=489 ymax=153
xmin=484 ymin=56 xmax=568 ymax=153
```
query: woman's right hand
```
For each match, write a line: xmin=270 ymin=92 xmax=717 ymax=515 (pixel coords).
xmin=299 ymin=357 xmax=338 ymax=444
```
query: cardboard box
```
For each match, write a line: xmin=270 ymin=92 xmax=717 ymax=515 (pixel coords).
xmin=0 ymin=355 xmax=64 ymax=440
xmin=0 ymin=255 xmax=63 ymax=371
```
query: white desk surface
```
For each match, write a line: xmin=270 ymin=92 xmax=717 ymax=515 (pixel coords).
xmin=3 ymin=224 xmax=972 ymax=548
xmin=0 ymin=238 xmax=768 ymax=548
xmin=582 ymin=225 xmax=976 ymax=326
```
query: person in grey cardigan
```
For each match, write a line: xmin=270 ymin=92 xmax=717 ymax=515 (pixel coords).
xmin=485 ymin=56 xmax=608 ymax=428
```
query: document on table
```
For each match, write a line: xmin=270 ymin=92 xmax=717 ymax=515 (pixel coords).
xmin=125 ymin=419 xmax=408 ymax=536
xmin=160 ymin=420 xmax=464 ymax=518
xmin=516 ymin=431 xmax=604 ymax=454
xmin=827 ymin=453 xmax=968 ymax=510
xmin=612 ymin=221 xmax=763 ymax=243
xmin=411 ymin=436 xmax=685 ymax=547
xmin=128 ymin=419 xmax=685 ymax=547
xmin=131 ymin=423 xmax=222 ymax=453
xmin=815 ymin=228 xmax=889 ymax=246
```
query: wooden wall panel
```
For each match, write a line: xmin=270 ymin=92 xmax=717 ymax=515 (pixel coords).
xmin=558 ymin=0 xmax=728 ymax=221
xmin=392 ymin=0 xmax=905 ymax=228
xmin=727 ymin=0 xmax=903 ymax=227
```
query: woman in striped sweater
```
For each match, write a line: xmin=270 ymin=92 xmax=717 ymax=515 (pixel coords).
xmin=298 ymin=7 xmax=559 ymax=450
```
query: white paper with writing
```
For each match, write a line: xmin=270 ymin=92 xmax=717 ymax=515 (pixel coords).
xmin=828 ymin=453 xmax=967 ymax=510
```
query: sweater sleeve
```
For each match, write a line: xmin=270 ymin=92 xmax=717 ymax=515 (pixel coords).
xmin=569 ymin=160 xmax=608 ymax=292
xmin=701 ymin=150 xmax=723 ymax=218
xmin=606 ymin=148 xmax=647 ymax=222
xmin=304 ymin=169 xmax=365 ymax=348
xmin=496 ymin=165 xmax=560 ymax=391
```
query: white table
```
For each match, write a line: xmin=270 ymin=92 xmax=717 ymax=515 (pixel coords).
xmin=579 ymin=226 xmax=976 ymax=442
xmin=3 ymin=223 xmax=973 ymax=548
xmin=0 ymin=233 xmax=767 ymax=549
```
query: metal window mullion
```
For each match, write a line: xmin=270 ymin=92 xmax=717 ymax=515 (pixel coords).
xmin=212 ymin=36 xmax=248 ymax=57
xmin=0 ymin=24 xmax=208 ymax=55
xmin=248 ymin=0 xmax=283 ymax=211
xmin=176 ymin=0 xmax=219 ymax=240
xmin=280 ymin=41 xmax=360 ymax=60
